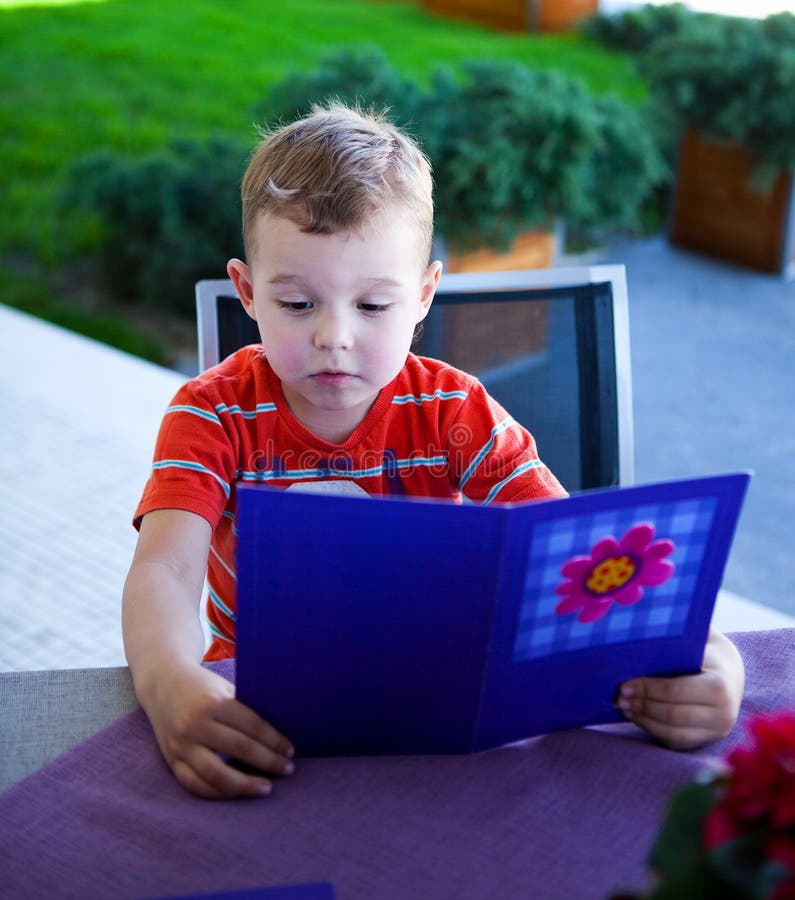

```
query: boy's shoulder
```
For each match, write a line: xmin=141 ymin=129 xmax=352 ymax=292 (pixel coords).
xmin=180 ymin=345 xmax=269 ymax=401
xmin=196 ymin=344 xmax=265 ymax=381
xmin=401 ymin=353 xmax=480 ymax=396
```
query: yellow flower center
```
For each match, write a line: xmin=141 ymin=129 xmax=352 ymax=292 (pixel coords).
xmin=586 ymin=555 xmax=636 ymax=595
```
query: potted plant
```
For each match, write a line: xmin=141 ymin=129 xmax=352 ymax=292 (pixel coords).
xmin=641 ymin=11 xmax=795 ymax=275
xmin=417 ymin=59 xmax=665 ymax=270
xmin=615 ymin=710 xmax=795 ymax=899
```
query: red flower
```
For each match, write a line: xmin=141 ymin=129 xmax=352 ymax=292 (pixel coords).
xmin=643 ymin=711 xmax=795 ymax=900
xmin=704 ymin=711 xmax=795 ymax=851
xmin=770 ymin=837 xmax=795 ymax=870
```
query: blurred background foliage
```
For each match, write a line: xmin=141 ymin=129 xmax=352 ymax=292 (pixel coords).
xmin=1 ymin=0 xmax=791 ymax=364
xmin=640 ymin=11 xmax=795 ymax=185
xmin=0 ymin=0 xmax=645 ymax=363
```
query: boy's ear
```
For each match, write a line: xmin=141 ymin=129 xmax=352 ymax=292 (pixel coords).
xmin=417 ymin=260 xmax=443 ymax=322
xmin=227 ymin=259 xmax=256 ymax=320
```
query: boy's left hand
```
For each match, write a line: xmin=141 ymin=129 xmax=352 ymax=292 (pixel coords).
xmin=617 ymin=627 xmax=745 ymax=750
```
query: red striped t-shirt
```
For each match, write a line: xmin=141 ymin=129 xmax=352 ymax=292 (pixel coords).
xmin=134 ymin=347 xmax=566 ymax=660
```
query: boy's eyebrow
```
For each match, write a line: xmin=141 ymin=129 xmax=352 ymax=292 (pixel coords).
xmin=267 ymin=274 xmax=404 ymax=288
xmin=267 ymin=274 xmax=304 ymax=285
xmin=359 ymin=276 xmax=404 ymax=289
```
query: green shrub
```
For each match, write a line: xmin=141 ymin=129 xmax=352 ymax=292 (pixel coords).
xmin=420 ymin=62 xmax=598 ymax=248
xmin=0 ymin=271 xmax=167 ymax=364
xmin=642 ymin=12 xmax=795 ymax=182
xmin=763 ymin=11 xmax=795 ymax=45
xmin=580 ymin=3 xmax=701 ymax=53
xmin=417 ymin=60 xmax=665 ymax=249
xmin=573 ymin=94 xmax=669 ymax=242
xmin=61 ymin=137 xmax=247 ymax=316
xmin=254 ymin=45 xmax=424 ymax=134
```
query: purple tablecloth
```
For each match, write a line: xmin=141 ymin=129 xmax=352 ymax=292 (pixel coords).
xmin=1 ymin=629 xmax=793 ymax=899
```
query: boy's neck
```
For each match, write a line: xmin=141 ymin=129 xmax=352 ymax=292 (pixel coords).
xmin=278 ymin=380 xmax=381 ymax=446
xmin=301 ymin=415 xmax=366 ymax=445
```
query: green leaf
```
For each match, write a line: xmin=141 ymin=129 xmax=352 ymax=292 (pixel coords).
xmin=711 ymin=833 xmax=794 ymax=900
xmin=649 ymin=781 xmax=722 ymax=880
xmin=643 ymin=866 xmax=737 ymax=900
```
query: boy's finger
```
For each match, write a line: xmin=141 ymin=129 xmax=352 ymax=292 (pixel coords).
xmin=202 ymin=719 xmax=296 ymax=778
xmin=618 ymin=695 xmax=718 ymax=729
xmin=619 ymin=671 xmax=721 ymax=706
xmin=176 ymin=746 xmax=273 ymax=800
xmin=214 ymin=698 xmax=295 ymax=759
xmin=172 ymin=757 xmax=233 ymax=800
xmin=625 ymin=713 xmax=713 ymax=751
xmin=618 ymin=690 xmax=737 ymax=749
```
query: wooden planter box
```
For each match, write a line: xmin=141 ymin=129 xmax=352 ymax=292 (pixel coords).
xmin=439 ymin=228 xmax=559 ymax=274
xmin=420 ymin=0 xmax=598 ymax=32
xmin=671 ymin=130 xmax=795 ymax=276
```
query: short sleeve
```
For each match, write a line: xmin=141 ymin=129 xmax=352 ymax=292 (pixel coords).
xmin=446 ymin=379 xmax=567 ymax=504
xmin=133 ymin=379 xmax=240 ymax=529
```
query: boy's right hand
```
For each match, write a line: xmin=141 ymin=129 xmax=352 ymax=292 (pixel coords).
xmin=143 ymin=663 xmax=295 ymax=800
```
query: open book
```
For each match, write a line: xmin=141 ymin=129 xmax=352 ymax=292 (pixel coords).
xmin=235 ymin=472 xmax=750 ymax=756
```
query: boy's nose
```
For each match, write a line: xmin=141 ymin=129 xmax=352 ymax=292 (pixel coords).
xmin=313 ymin=312 xmax=353 ymax=351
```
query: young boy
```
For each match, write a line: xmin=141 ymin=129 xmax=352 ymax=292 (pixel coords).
xmin=123 ymin=103 xmax=744 ymax=800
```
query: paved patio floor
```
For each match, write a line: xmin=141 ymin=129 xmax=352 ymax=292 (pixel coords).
xmin=0 ymin=306 xmax=184 ymax=671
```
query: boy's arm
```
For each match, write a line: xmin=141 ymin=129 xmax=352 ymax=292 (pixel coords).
xmin=122 ymin=508 xmax=294 ymax=799
xmin=617 ymin=627 xmax=745 ymax=749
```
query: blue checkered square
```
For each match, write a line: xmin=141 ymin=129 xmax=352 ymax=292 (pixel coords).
xmin=513 ymin=496 xmax=718 ymax=662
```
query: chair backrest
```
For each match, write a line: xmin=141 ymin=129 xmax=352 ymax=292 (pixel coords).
xmin=196 ymin=265 xmax=634 ymax=491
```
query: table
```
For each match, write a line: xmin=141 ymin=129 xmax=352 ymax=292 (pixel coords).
xmin=1 ymin=629 xmax=793 ymax=900
xmin=0 ymin=666 xmax=138 ymax=790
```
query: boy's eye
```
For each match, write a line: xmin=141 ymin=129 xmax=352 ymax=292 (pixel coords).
xmin=278 ymin=300 xmax=313 ymax=312
xmin=358 ymin=302 xmax=390 ymax=314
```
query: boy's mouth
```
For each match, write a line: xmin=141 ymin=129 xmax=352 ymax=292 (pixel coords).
xmin=311 ymin=371 xmax=355 ymax=387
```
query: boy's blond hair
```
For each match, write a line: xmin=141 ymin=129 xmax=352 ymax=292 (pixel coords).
xmin=241 ymin=103 xmax=434 ymax=267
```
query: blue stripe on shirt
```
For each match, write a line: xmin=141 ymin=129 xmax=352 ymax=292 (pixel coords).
xmin=206 ymin=620 xmax=235 ymax=643
xmin=392 ymin=389 xmax=468 ymax=405
xmin=208 ymin=584 xmax=236 ymax=621
xmin=458 ymin=417 xmax=516 ymax=492
xmin=215 ymin=402 xmax=277 ymax=419
xmin=239 ymin=455 xmax=448 ymax=483
xmin=164 ymin=405 xmax=222 ymax=425
xmin=151 ymin=459 xmax=230 ymax=498
xmin=480 ymin=458 xmax=544 ymax=505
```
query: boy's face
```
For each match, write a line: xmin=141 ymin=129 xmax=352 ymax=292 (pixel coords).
xmin=228 ymin=207 xmax=441 ymax=444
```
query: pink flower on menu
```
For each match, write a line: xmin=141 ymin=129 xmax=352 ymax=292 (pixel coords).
xmin=554 ymin=523 xmax=675 ymax=624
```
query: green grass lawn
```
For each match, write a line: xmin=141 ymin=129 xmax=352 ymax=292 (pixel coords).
xmin=0 ymin=0 xmax=643 ymax=360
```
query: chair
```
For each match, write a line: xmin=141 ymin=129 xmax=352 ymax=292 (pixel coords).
xmin=196 ymin=265 xmax=634 ymax=491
